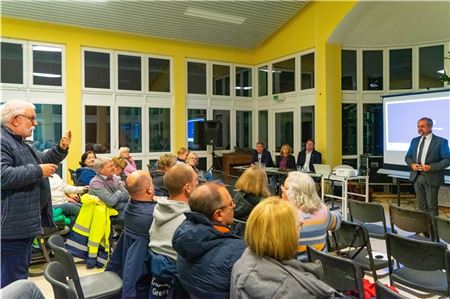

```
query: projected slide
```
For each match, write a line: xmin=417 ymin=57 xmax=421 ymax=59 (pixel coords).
xmin=383 ymin=89 xmax=450 ymax=169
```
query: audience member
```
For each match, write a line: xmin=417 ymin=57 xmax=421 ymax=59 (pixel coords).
xmin=177 ymin=146 xmax=190 ymax=163
xmin=124 ymin=170 xmax=157 ymax=236
xmin=75 ymin=150 xmax=97 ymax=185
xmin=296 ymin=139 xmax=322 ymax=173
xmin=276 ymin=144 xmax=296 ymax=170
xmin=149 ymin=163 xmax=198 ymax=260
xmin=186 ymin=152 xmax=213 ymax=181
xmin=118 ymin=147 xmax=137 ymax=176
xmin=1 ymin=100 xmax=70 ymax=287
xmin=282 ymin=172 xmax=341 ymax=259
xmin=0 ymin=279 xmax=45 ymax=299
xmin=89 ymin=157 xmax=130 ymax=225
xmin=173 ymin=183 xmax=246 ymax=299
xmin=150 ymin=153 xmax=177 ymax=197
xmin=112 ymin=156 xmax=127 ymax=181
xmin=49 ymin=173 xmax=87 ymax=222
xmin=251 ymin=141 xmax=274 ymax=167
xmin=233 ymin=166 xmax=271 ymax=234
xmin=230 ymin=197 xmax=335 ymax=299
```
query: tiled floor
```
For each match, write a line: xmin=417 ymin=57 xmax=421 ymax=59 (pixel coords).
xmin=27 ymin=194 xmax=448 ymax=299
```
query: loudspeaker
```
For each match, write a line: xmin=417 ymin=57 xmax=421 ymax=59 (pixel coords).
xmin=205 ymin=120 xmax=220 ymax=145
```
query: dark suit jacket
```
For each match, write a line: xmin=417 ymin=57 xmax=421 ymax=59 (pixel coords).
xmin=405 ymin=134 xmax=450 ymax=186
xmin=251 ymin=149 xmax=274 ymax=167
xmin=275 ymin=155 xmax=296 ymax=170
xmin=296 ymin=150 xmax=322 ymax=172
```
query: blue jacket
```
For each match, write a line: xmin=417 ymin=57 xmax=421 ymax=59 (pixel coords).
xmin=74 ymin=167 xmax=96 ymax=186
xmin=124 ymin=199 xmax=157 ymax=237
xmin=172 ymin=212 xmax=246 ymax=299
xmin=251 ymin=149 xmax=274 ymax=167
xmin=1 ymin=126 xmax=67 ymax=239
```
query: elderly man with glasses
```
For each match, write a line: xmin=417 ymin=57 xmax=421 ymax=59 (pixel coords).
xmin=1 ymin=100 xmax=71 ymax=287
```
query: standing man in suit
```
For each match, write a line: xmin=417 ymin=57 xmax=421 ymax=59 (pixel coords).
xmin=405 ymin=117 xmax=450 ymax=216
xmin=251 ymin=141 xmax=274 ymax=167
xmin=297 ymin=138 xmax=322 ymax=173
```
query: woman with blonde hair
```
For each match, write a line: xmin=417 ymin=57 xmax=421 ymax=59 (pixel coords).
xmin=276 ymin=144 xmax=296 ymax=170
xmin=282 ymin=171 xmax=341 ymax=259
xmin=231 ymin=197 xmax=335 ymax=298
xmin=118 ymin=147 xmax=137 ymax=176
xmin=233 ymin=166 xmax=271 ymax=234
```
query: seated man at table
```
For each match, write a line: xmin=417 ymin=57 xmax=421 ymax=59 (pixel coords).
xmin=297 ymin=138 xmax=322 ymax=173
xmin=251 ymin=141 xmax=274 ymax=167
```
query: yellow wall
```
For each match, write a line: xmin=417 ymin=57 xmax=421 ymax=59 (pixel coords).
xmin=1 ymin=17 xmax=254 ymax=172
xmin=1 ymin=1 xmax=356 ymax=169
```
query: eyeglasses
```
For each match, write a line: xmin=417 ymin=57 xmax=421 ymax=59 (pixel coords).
xmin=298 ymin=221 xmax=304 ymax=230
xmin=219 ymin=200 xmax=235 ymax=211
xmin=16 ymin=114 xmax=37 ymax=123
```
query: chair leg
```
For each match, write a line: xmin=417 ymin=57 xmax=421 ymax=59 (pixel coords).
xmin=38 ymin=237 xmax=52 ymax=263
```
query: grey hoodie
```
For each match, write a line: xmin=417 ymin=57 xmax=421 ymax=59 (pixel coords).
xmin=231 ymin=248 xmax=335 ymax=299
xmin=148 ymin=197 xmax=190 ymax=260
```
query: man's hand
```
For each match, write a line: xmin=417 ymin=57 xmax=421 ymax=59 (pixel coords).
xmin=40 ymin=164 xmax=58 ymax=177
xmin=59 ymin=130 xmax=72 ymax=150
xmin=422 ymin=164 xmax=431 ymax=172
xmin=411 ymin=163 xmax=420 ymax=172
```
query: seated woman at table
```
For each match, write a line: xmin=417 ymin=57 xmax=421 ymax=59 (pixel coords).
xmin=75 ymin=151 xmax=97 ymax=186
xmin=231 ymin=197 xmax=336 ymax=298
xmin=276 ymin=144 xmax=296 ymax=170
xmin=233 ymin=166 xmax=271 ymax=235
xmin=281 ymin=171 xmax=341 ymax=260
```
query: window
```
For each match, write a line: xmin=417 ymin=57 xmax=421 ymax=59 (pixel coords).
xmin=213 ymin=110 xmax=230 ymax=150
xmin=85 ymin=105 xmax=110 ymax=153
xmin=258 ymin=65 xmax=268 ymax=97
xmin=419 ymin=45 xmax=444 ymax=89
xmin=342 ymin=104 xmax=357 ymax=155
xmin=149 ymin=108 xmax=171 ymax=152
xmin=84 ymin=51 xmax=110 ymax=89
xmin=118 ymin=107 xmax=142 ymax=152
xmin=118 ymin=54 xmax=141 ymax=91
xmin=188 ymin=62 xmax=207 ymax=94
xmin=33 ymin=104 xmax=62 ymax=151
xmin=1 ymin=42 xmax=23 ymax=84
xmin=188 ymin=109 xmax=207 ymax=151
xmin=301 ymin=106 xmax=315 ymax=147
xmin=301 ymin=53 xmax=314 ymax=89
xmin=258 ymin=110 xmax=268 ymax=147
xmin=273 ymin=58 xmax=295 ymax=94
xmin=342 ymin=50 xmax=356 ymax=90
xmin=235 ymin=67 xmax=252 ymax=97
xmin=212 ymin=64 xmax=230 ymax=96
xmin=149 ymin=57 xmax=170 ymax=92
xmin=363 ymin=104 xmax=383 ymax=155
xmin=32 ymin=44 xmax=62 ymax=86
xmin=389 ymin=48 xmax=412 ymax=90
xmin=275 ymin=112 xmax=293 ymax=152
xmin=363 ymin=50 xmax=383 ymax=90
xmin=236 ymin=111 xmax=252 ymax=149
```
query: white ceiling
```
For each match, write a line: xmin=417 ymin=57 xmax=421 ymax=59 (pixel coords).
xmin=329 ymin=1 xmax=450 ymax=47
xmin=1 ymin=1 xmax=309 ymax=49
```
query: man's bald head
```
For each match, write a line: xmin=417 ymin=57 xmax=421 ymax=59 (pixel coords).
xmin=126 ymin=170 xmax=154 ymax=201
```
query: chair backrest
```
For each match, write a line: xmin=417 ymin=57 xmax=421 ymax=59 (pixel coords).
xmin=375 ymin=281 xmax=407 ymax=299
xmin=228 ymin=175 xmax=239 ymax=188
xmin=386 ymin=233 xmax=446 ymax=272
xmin=211 ymin=170 xmax=225 ymax=181
xmin=68 ymin=168 xmax=77 ymax=185
xmin=307 ymin=246 xmax=365 ymax=299
xmin=48 ymin=235 xmax=84 ymax=299
xmin=389 ymin=205 xmax=435 ymax=240
xmin=348 ymin=199 xmax=387 ymax=228
xmin=44 ymin=261 xmax=79 ymax=299
xmin=435 ymin=216 xmax=450 ymax=244
xmin=331 ymin=220 xmax=369 ymax=252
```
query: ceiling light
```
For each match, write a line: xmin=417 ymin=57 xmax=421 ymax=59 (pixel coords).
xmin=33 ymin=73 xmax=62 ymax=78
xmin=184 ymin=7 xmax=246 ymax=25
xmin=32 ymin=45 xmax=62 ymax=52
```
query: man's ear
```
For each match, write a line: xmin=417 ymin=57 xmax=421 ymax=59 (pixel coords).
xmin=212 ymin=209 xmax=223 ymax=223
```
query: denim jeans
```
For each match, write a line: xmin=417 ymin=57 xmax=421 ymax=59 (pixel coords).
xmin=1 ymin=237 xmax=34 ymax=287
xmin=1 ymin=279 xmax=45 ymax=299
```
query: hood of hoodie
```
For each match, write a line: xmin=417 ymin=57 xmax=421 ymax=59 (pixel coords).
xmin=152 ymin=197 xmax=190 ymax=227
xmin=173 ymin=211 xmax=243 ymax=262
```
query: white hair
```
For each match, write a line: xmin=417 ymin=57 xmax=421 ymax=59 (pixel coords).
xmin=118 ymin=147 xmax=130 ymax=155
xmin=93 ymin=157 xmax=111 ymax=173
xmin=284 ymin=171 xmax=321 ymax=213
xmin=0 ymin=100 xmax=35 ymax=126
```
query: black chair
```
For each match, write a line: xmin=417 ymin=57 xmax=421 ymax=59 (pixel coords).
xmin=435 ymin=216 xmax=450 ymax=244
xmin=228 ymin=175 xmax=239 ymax=188
xmin=348 ymin=199 xmax=389 ymax=239
xmin=375 ymin=281 xmax=408 ymax=299
xmin=329 ymin=220 xmax=388 ymax=280
xmin=225 ymin=184 xmax=235 ymax=198
xmin=307 ymin=246 xmax=365 ymax=299
xmin=386 ymin=233 xmax=450 ymax=296
xmin=44 ymin=261 xmax=79 ymax=299
xmin=389 ymin=205 xmax=436 ymax=241
xmin=48 ymin=235 xmax=123 ymax=299
xmin=211 ymin=170 xmax=225 ymax=182
xmin=68 ymin=168 xmax=78 ymax=186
